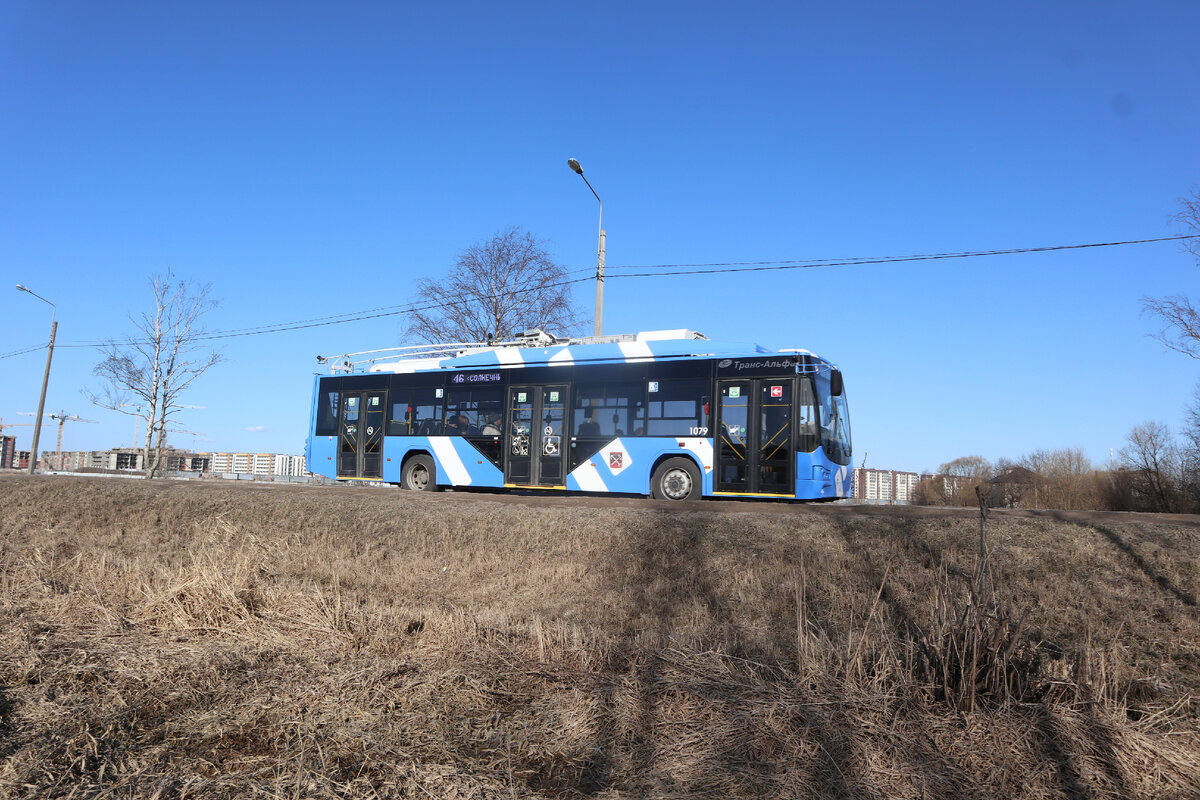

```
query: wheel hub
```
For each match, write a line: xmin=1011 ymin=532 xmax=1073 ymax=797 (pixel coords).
xmin=411 ymin=465 xmax=428 ymax=490
xmin=664 ymin=469 xmax=692 ymax=499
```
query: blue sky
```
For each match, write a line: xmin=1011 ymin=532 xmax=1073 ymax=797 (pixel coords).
xmin=2 ymin=1 xmax=1198 ymax=473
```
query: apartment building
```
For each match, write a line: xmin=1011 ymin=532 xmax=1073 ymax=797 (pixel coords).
xmin=273 ymin=454 xmax=306 ymax=476
xmin=207 ymin=452 xmax=307 ymax=477
xmin=45 ymin=448 xmax=208 ymax=473
xmin=853 ymin=467 xmax=921 ymax=504
xmin=0 ymin=436 xmax=29 ymax=470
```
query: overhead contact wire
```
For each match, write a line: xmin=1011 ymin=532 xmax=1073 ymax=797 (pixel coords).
xmin=11 ymin=234 xmax=1193 ymax=354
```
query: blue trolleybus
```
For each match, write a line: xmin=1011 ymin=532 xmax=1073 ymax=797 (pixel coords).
xmin=306 ymin=329 xmax=852 ymax=500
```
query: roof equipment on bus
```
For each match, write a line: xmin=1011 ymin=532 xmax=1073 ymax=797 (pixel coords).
xmin=317 ymin=329 xmax=709 ymax=374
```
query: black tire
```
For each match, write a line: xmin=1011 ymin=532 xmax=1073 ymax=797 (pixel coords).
xmin=401 ymin=454 xmax=438 ymax=491
xmin=651 ymin=457 xmax=702 ymax=501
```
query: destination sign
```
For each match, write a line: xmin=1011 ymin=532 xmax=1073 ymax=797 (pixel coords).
xmin=452 ymin=371 xmax=503 ymax=384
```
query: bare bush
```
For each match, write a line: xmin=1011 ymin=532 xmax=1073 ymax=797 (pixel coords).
xmin=1019 ymin=447 xmax=1101 ymax=510
xmin=936 ymin=455 xmax=992 ymax=506
xmin=911 ymin=475 xmax=946 ymax=505
xmin=1120 ymin=421 xmax=1184 ymax=512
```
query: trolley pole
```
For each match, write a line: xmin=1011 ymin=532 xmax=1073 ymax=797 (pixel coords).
xmin=567 ymin=158 xmax=605 ymax=337
xmin=16 ymin=284 xmax=56 ymax=475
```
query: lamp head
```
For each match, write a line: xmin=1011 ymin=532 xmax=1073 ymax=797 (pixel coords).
xmin=16 ymin=284 xmax=29 ymax=292
xmin=567 ymin=158 xmax=583 ymax=175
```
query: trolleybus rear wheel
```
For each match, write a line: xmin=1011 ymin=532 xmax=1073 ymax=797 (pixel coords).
xmin=651 ymin=458 xmax=701 ymax=501
xmin=402 ymin=454 xmax=438 ymax=491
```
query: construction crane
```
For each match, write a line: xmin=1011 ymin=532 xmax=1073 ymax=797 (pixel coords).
xmin=161 ymin=427 xmax=204 ymax=451
xmin=45 ymin=411 xmax=98 ymax=457
xmin=0 ymin=418 xmax=36 ymax=436
xmin=17 ymin=411 xmax=97 ymax=469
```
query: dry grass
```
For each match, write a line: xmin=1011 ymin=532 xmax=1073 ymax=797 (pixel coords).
xmin=0 ymin=476 xmax=1197 ymax=798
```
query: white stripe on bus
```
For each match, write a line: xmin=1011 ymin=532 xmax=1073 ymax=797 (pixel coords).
xmin=495 ymin=348 xmax=524 ymax=367
xmin=570 ymin=460 xmax=609 ymax=492
xmin=429 ymin=437 xmax=471 ymax=485
xmin=617 ymin=341 xmax=653 ymax=362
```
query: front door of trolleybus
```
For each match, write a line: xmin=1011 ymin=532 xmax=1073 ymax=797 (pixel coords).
xmin=337 ymin=390 xmax=386 ymax=480
xmin=505 ymin=385 xmax=567 ymax=487
xmin=715 ymin=378 xmax=794 ymax=495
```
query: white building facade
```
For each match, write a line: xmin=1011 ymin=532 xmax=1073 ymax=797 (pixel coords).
xmin=853 ymin=468 xmax=921 ymax=504
xmin=207 ymin=452 xmax=307 ymax=477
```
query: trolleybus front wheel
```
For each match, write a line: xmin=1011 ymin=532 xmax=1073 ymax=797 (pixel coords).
xmin=651 ymin=458 xmax=701 ymax=501
xmin=402 ymin=454 xmax=439 ymax=492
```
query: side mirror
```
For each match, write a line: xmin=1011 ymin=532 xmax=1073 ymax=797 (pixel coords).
xmin=830 ymin=370 xmax=844 ymax=397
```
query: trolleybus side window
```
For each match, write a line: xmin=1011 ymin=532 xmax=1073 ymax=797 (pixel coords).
xmin=315 ymin=389 xmax=339 ymax=436
xmin=647 ymin=379 xmax=710 ymax=436
xmin=796 ymin=377 xmax=818 ymax=453
xmin=387 ymin=387 xmax=442 ymax=436
xmin=445 ymin=388 xmax=503 ymax=436
xmin=573 ymin=382 xmax=645 ymax=437
xmin=572 ymin=382 xmax=645 ymax=469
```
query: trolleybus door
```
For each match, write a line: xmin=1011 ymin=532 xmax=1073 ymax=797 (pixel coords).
xmin=337 ymin=390 xmax=386 ymax=480
xmin=715 ymin=378 xmax=794 ymax=495
xmin=505 ymin=385 xmax=567 ymax=487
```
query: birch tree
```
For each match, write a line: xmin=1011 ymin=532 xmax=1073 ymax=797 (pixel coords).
xmin=87 ymin=273 xmax=223 ymax=478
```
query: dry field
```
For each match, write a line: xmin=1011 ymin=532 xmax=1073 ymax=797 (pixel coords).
xmin=0 ymin=475 xmax=1198 ymax=799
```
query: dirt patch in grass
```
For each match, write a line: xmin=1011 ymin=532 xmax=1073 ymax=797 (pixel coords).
xmin=1 ymin=475 xmax=1197 ymax=798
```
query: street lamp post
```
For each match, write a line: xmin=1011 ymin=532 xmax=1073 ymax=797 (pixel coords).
xmin=16 ymin=284 xmax=57 ymax=475
xmin=567 ymin=158 xmax=606 ymax=337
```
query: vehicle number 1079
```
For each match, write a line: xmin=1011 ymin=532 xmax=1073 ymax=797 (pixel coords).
xmin=689 ymin=427 xmax=709 ymax=436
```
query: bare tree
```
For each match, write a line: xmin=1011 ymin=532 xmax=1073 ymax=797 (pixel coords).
xmin=911 ymin=475 xmax=946 ymax=505
xmin=87 ymin=273 xmax=223 ymax=478
xmin=1019 ymin=447 xmax=1099 ymax=510
xmin=1143 ymin=189 xmax=1200 ymax=358
xmin=937 ymin=455 xmax=993 ymax=506
xmin=405 ymin=228 xmax=581 ymax=343
xmin=1119 ymin=421 xmax=1181 ymax=512
xmin=1185 ymin=382 xmax=1200 ymax=445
